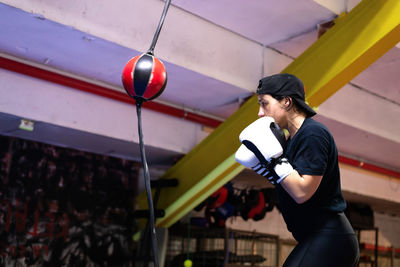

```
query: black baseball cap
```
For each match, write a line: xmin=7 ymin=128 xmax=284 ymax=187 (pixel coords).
xmin=256 ymin=73 xmax=316 ymax=117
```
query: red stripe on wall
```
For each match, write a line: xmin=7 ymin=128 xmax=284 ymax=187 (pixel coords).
xmin=0 ymin=56 xmax=222 ymax=128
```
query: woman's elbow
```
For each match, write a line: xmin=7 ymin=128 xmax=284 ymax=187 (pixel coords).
xmin=292 ymin=193 xmax=311 ymax=204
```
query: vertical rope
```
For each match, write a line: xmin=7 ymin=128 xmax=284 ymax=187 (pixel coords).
xmin=147 ymin=0 xmax=172 ymax=55
xmin=187 ymin=213 xmax=191 ymax=260
xmin=136 ymin=100 xmax=159 ymax=267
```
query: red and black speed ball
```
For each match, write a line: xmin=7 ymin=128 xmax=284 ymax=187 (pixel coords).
xmin=122 ymin=53 xmax=167 ymax=101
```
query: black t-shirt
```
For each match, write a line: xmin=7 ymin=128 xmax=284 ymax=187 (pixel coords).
xmin=277 ymin=118 xmax=346 ymax=241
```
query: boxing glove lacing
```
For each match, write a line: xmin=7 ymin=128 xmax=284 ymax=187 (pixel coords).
xmin=252 ymin=157 xmax=289 ymax=184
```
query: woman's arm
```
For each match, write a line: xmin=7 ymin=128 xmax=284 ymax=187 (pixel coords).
xmin=280 ymin=171 xmax=322 ymax=204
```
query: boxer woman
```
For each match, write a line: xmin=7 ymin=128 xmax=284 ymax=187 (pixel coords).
xmin=236 ymin=73 xmax=359 ymax=267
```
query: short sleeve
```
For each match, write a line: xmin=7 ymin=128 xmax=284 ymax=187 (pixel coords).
xmin=291 ymin=134 xmax=329 ymax=176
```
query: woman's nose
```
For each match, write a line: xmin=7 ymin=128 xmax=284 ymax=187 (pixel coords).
xmin=257 ymin=107 xmax=265 ymax=117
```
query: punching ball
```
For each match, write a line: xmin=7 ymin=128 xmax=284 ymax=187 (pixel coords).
xmin=122 ymin=53 xmax=167 ymax=102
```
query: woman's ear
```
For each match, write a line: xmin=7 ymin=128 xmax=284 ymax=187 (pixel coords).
xmin=284 ymin=97 xmax=293 ymax=110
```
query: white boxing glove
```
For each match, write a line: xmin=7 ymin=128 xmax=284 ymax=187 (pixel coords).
xmin=236 ymin=117 xmax=294 ymax=185
xmin=235 ymin=144 xmax=272 ymax=176
xmin=235 ymin=144 xmax=259 ymax=168
xmin=239 ymin=117 xmax=286 ymax=163
xmin=269 ymin=158 xmax=294 ymax=184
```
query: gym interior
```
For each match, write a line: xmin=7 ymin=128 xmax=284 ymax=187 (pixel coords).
xmin=1 ymin=0 xmax=399 ymax=266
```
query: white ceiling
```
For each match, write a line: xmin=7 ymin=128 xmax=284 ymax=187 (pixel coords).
xmin=170 ymin=0 xmax=336 ymax=44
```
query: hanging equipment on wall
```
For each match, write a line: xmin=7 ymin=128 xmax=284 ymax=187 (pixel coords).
xmin=121 ymin=1 xmax=172 ymax=267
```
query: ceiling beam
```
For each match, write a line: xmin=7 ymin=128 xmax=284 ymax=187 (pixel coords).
xmin=136 ymin=0 xmax=400 ymax=229
xmin=289 ymin=0 xmax=400 ymax=108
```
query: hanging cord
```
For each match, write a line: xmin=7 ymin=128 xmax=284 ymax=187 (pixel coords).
xmin=186 ymin=213 xmax=191 ymax=260
xmin=148 ymin=0 xmax=172 ymax=55
xmin=136 ymin=100 xmax=159 ymax=267
xmin=223 ymin=231 xmax=233 ymax=267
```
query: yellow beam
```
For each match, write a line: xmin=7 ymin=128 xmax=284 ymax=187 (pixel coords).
xmin=291 ymin=0 xmax=400 ymax=108
xmin=136 ymin=97 xmax=257 ymax=228
xmin=136 ymin=0 xmax=400 ymax=229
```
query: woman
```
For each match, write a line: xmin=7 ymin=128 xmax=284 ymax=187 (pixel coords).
xmin=237 ymin=73 xmax=359 ymax=267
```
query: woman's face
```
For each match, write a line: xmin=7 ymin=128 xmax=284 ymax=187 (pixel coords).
xmin=257 ymin=94 xmax=287 ymax=127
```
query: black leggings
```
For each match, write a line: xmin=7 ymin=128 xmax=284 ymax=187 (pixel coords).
xmin=283 ymin=213 xmax=360 ymax=267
